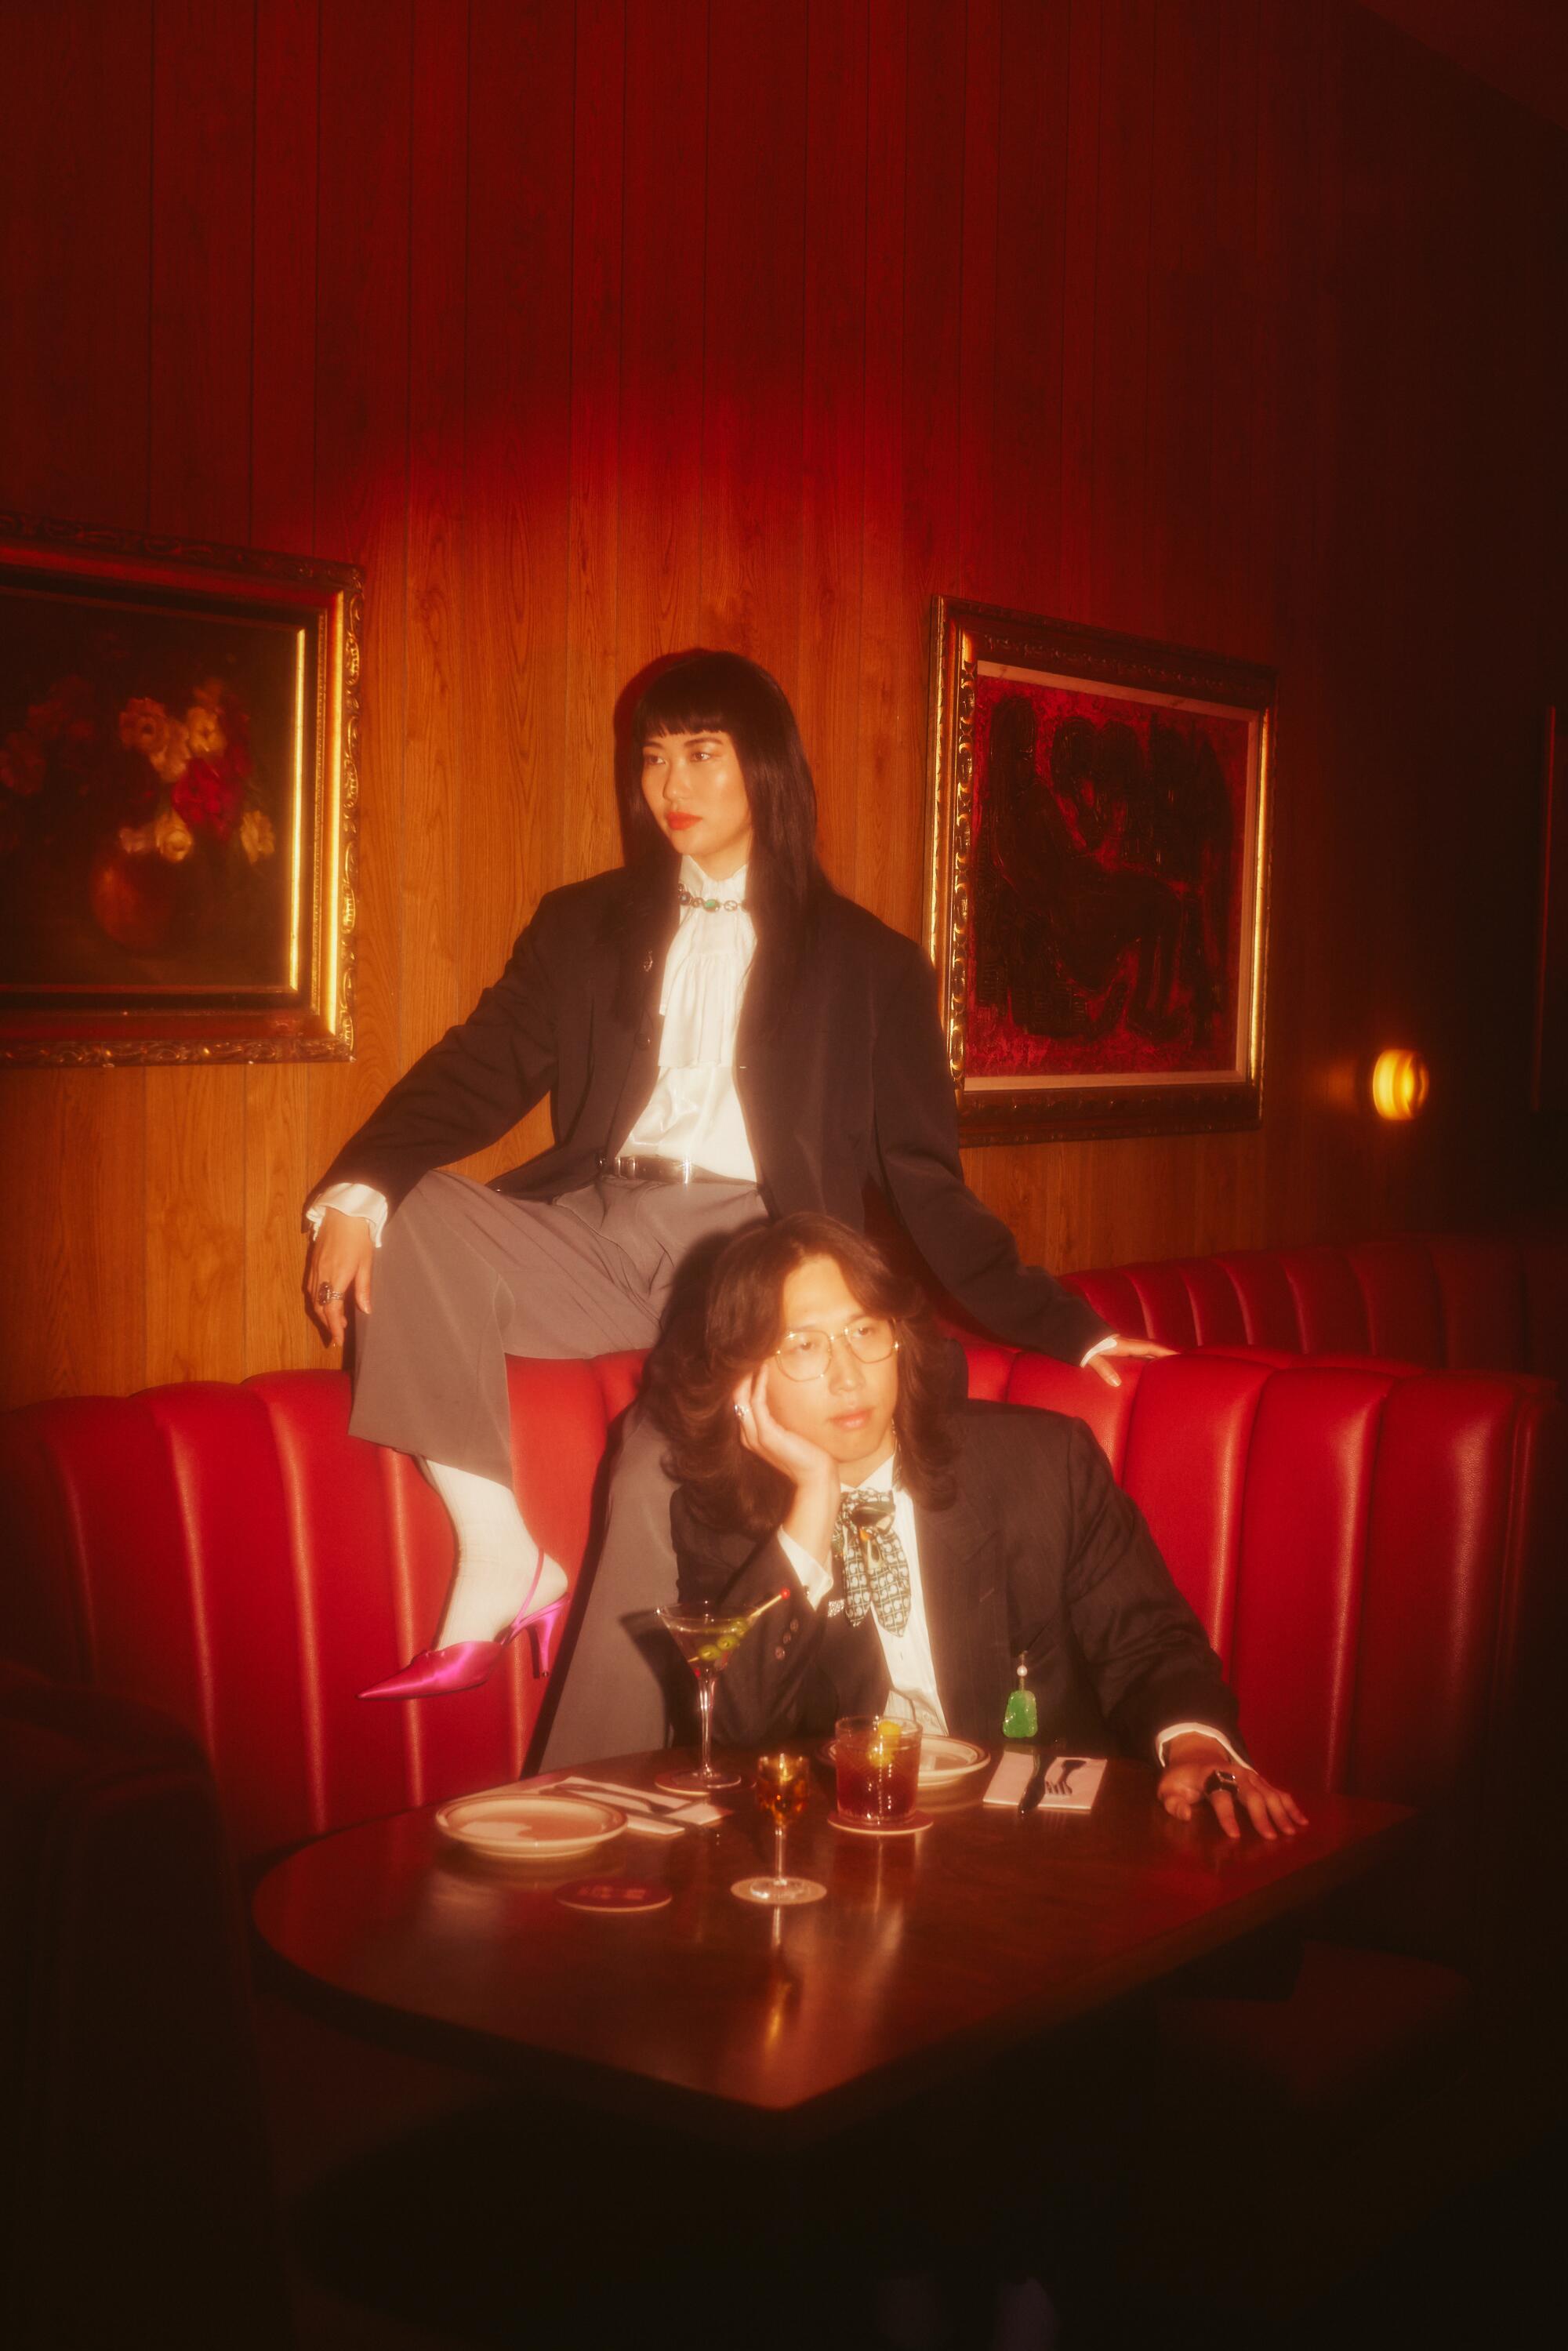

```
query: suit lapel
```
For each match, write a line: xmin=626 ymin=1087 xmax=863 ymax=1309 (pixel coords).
xmin=603 ymin=858 xmax=681 ymax=1156
xmin=916 ymin=1482 xmax=1009 ymax=1743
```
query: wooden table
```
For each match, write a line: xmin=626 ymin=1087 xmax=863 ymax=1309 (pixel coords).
xmin=253 ymin=1751 xmax=1411 ymax=2147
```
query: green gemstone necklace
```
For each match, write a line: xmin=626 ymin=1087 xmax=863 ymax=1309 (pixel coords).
xmin=677 ymin=883 xmax=745 ymax=914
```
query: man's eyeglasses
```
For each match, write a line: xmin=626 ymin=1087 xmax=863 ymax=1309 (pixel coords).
xmin=771 ymin=1315 xmax=898 ymax=1383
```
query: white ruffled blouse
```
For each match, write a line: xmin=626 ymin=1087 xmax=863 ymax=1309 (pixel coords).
xmin=622 ymin=856 xmax=757 ymax=1180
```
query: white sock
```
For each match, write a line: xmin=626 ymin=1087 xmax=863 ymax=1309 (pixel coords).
xmin=423 ymin=1460 xmax=568 ymax=1647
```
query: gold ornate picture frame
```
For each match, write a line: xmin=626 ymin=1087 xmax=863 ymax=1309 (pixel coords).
xmin=924 ymin=597 xmax=1273 ymax=1143
xmin=0 ymin=513 xmax=360 ymax=1065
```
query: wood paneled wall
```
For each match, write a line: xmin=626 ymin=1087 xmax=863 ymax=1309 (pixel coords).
xmin=2 ymin=0 xmax=1563 ymax=1406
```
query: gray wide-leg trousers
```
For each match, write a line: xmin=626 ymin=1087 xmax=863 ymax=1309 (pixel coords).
xmin=350 ymin=1170 xmax=766 ymax=1766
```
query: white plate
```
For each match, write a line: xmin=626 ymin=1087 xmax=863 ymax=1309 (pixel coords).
xmin=917 ymin=1735 xmax=990 ymax=1787
xmin=434 ymin=1790 xmax=627 ymax=1862
xmin=818 ymin=1733 xmax=990 ymax=1788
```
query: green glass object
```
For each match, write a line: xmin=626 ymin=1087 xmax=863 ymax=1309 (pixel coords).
xmin=1003 ymin=1655 xmax=1038 ymax=1740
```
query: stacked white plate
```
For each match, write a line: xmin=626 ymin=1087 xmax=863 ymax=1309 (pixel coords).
xmin=434 ymin=1788 xmax=627 ymax=1861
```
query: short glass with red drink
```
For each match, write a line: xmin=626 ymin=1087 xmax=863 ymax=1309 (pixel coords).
xmin=831 ymin=1715 xmax=924 ymax=1826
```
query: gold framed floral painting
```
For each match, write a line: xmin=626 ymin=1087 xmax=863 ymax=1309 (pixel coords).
xmin=924 ymin=596 xmax=1274 ymax=1141
xmin=0 ymin=513 xmax=360 ymax=1064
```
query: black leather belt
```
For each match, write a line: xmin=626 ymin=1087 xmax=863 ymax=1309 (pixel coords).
xmin=609 ymin=1153 xmax=723 ymax=1185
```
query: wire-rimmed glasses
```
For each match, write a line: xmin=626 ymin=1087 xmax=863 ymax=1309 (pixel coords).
xmin=771 ymin=1314 xmax=898 ymax=1383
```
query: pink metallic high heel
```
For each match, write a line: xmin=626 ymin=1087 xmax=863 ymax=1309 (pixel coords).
xmin=358 ymin=1548 xmax=570 ymax=1700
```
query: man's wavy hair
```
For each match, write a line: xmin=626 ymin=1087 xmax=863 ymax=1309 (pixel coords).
xmin=644 ymin=1213 xmax=959 ymax=1538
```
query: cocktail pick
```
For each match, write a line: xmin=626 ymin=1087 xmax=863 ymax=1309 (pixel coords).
xmin=1002 ymin=1653 xmax=1038 ymax=1740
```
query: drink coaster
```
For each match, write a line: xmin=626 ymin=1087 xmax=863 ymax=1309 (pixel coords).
xmin=556 ymin=1878 xmax=672 ymax=1914
xmin=826 ymin=1809 xmax=933 ymax=1838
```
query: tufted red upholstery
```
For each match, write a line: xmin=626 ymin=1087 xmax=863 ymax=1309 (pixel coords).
xmin=0 ymin=1362 xmax=633 ymax=1857
xmin=1063 ymin=1231 xmax=1568 ymax=1384
xmin=1 ymin=1343 xmax=1559 ymax=1986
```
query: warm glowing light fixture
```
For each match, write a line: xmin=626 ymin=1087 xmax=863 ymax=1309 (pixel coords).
xmin=1370 ymin=1048 xmax=1429 ymax=1121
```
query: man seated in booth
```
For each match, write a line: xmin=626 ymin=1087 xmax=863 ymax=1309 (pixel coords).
xmin=644 ymin=1211 xmax=1305 ymax=1838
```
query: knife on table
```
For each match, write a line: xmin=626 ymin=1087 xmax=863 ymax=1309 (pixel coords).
xmin=1018 ymin=1750 xmax=1048 ymax=1816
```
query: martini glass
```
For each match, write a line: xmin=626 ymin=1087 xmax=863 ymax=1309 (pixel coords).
xmin=731 ymin=1750 xmax=826 ymax=1906
xmin=655 ymin=1591 xmax=786 ymax=1793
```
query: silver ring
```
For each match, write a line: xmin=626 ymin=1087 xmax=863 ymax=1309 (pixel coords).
xmin=317 ymin=1283 xmax=342 ymax=1306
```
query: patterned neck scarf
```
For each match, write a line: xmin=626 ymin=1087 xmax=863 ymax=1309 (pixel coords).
xmin=833 ymin=1483 xmax=911 ymax=1637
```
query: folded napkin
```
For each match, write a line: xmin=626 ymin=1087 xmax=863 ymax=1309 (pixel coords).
xmin=554 ymin=1775 xmax=729 ymax=1832
xmin=983 ymin=1753 xmax=1105 ymax=1812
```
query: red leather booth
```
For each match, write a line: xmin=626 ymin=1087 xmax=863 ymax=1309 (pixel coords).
xmin=1 ymin=1345 xmax=1558 ymax=1964
xmin=1061 ymin=1231 xmax=1568 ymax=1386
xmin=2 ymin=1343 xmax=1561 ymax=2324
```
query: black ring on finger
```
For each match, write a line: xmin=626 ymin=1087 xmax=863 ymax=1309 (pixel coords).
xmin=1203 ymin=1769 xmax=1240 ymax=1796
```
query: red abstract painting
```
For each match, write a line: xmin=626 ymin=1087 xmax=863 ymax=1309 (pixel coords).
xmin=925 ymin=600 xmax=1273 ymax=1141
xmin=967 ymin=675 xmax=1250 ymax=1079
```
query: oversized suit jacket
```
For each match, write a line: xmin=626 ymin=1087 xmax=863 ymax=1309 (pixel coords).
xmin=314 ymin=857 xmax=1109 ymax=1362
xmin=672 ymin=1404 xmax=1243 ymax=1761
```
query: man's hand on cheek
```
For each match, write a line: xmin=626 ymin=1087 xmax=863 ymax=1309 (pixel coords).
xmin=734 ymin=1370 xmax=842 ymax=1565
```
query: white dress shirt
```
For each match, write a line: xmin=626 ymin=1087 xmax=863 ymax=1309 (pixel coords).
xmin=621 ymin=856 xmax=757 ymax=1180
xmin=307 ymin=854 xmax=757 ymax=1242
xmin=303 ymin=861 xmax=1120 ymax=1374
xmin=776 ymin=1451 xmax=1243 ymax=1765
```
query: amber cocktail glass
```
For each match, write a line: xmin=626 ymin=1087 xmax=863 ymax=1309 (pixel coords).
xmin=731 ymin=1751 xmax=826 ymax=1907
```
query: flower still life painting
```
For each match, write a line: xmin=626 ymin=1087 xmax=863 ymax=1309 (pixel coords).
xmin=924 ymin=598 xmax=1274 ymax=1141
xmin=0 ymin=516 xmax=360 ymax=1063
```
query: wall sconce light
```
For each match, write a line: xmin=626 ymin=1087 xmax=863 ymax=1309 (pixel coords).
xmin=1370 ymin=1048 xmax=1430 ymax=1121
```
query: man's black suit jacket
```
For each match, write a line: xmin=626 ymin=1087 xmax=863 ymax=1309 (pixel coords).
xmin=672 ymin=1403 xmax=1242 ymax=1761
xmin=313 ymin=858 xmax=1108 ymax=1363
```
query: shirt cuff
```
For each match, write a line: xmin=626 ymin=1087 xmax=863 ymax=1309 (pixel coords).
xmin=304 ymin=1182 xmax=390 ymax=1246
xmin=1080 ymin=1335 xmax=1119 ymax=1366
xmin=1154 ymin=1722 xmax=1248 ymax=1769
xmin=776 ymin=1529 xmax=835 ymax=1613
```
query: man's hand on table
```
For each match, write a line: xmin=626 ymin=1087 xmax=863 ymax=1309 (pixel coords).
xmin=1157 ymin=1732 xmax=1308 ymax=1842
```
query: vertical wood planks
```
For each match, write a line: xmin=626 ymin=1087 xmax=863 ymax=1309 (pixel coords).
xmin=1058 ymin=0 xmax=1102 ymax=622
xmin=459 ymin=0 xmax=576 ymax=1188
xmin=991 ymin=0 xmax=1070 ymax=617
xmin=247 ymin=0 xmax=322 ymax=1377
xmin=798 ymin=0 xmax=869 ymax=894
xmin=564 ymin=0 xmax=626 ymax=889
xmin=310 ymin=0 xmax=413 ymax=1225
xmin=1089 ymin=0 xmax=1156 ymax=635
xmin=616 ymin=0 xmax=708 ymax=677
xmin=853 ymin=0 xmax=908 ymax=927
xmin=0 ymin=0 xmax=154 ymax=1405
xmin=143 ymin=0 xmax=254 ymax=1386
xmin=700 ymin=0 xmax=809 ymax=678
xmin=2 ymin=0 xmax=1566 ymax=1398
xmin=892 ymin=0 xmax=965 ymax=939
xmin=405 ymin=0 xmax=467 ymax=1068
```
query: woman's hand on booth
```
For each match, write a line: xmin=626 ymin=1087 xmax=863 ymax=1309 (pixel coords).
xmin=1087 ymin=1334 xmax=1174 ymax=1388
xmin=305 ymin=1207 xmax=375 ymax=1348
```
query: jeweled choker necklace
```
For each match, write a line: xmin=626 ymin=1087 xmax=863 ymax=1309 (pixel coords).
xmin=677 ymin=883 xmax=746 ymax=913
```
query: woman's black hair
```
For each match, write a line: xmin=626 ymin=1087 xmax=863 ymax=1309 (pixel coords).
xmin=621 ymin=651 xmax=828 ymax=1026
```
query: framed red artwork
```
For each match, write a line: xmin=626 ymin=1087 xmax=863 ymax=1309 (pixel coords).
xmin=0 ymin=512 xmax=360 ymax=1065
xmin=924 ymin=597 xmax=1274 ymax=1141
